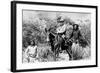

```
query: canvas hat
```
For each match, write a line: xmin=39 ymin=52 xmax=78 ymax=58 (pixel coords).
xmin=57 ymin=16 xmax=65 ymax=23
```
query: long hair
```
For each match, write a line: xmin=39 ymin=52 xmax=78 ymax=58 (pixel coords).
xmin=73 ymin=24 xmax=79 ymax=31
xmin=30 ymin=40 xmax=35 ymax=46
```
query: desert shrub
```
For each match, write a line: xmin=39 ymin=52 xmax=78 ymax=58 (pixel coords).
xmin=80 ymin=22 xmax=91 ymax=45
xmin=72 ymin=43 xmax=90 ymax=60
xmin=36 ymin=45 xmax=55 ymax=62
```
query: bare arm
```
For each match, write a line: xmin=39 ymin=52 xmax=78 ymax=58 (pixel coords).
xmin=25 ymin=47 xmax=29 ymax=55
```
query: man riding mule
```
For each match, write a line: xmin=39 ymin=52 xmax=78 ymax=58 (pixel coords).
xmin=56 ymin=16 xmax=73 ymax=60
xmin=45 ymin=16 xmax=73 ymax=60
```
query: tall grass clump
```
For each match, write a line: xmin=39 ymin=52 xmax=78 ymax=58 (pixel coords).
xmin=72 ymin=43 xmax=91 ymax=60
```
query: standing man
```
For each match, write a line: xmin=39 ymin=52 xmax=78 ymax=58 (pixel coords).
xmin=69 ymin=24 xmax=82 ymax=43
xmin=70 ymin=24 xmax=88 ymax=47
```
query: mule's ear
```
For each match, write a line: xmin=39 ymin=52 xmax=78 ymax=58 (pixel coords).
xmin=45 ymin=28 xmax=47 ymax=32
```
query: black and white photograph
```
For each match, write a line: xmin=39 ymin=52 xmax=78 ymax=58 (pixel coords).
xmin=22 ymin=10 xmax=91 ymax=63
xmin=11 ymin=1 xmax=97 ymax=72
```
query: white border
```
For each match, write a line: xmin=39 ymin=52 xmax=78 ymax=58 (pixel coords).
xmin=16 ymin=4 xmax=96 ymax=70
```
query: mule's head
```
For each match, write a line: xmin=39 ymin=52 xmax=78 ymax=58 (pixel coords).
xmin=45 ymin=28 xmax=50 ymax=42
xmin=45 ymin=28 xmax=56 ymax=44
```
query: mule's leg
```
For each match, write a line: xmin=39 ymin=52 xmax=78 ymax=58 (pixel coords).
xmin=54 ymin=43 xmax=60 ymax=61
xmin=56 ymin=47 xmax=60 ymax=58
xmin=66 ymin=47 xmax=73 ymax=60
xmin=54 ymin=48 xmax=56 ymax=61
xmin=53 ymin=44 xmax=56 ymax=61
xmin=68 ymin=47 xmax=73 ymax=60
xmin=51 ymin=42 xmax=55 ymax=52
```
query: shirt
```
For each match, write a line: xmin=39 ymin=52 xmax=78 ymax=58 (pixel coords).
xmin=56 ymin=24 xmax=67 ymax=33
xmin=25 ymin=45 xmax=37 ymax=57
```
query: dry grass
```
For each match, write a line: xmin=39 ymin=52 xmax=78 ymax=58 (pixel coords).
xmin=22 ymin=44 xmax=55 ymax=63
xmin=71 ymin=43 xmax=91 ymax=60
xmin=36 ymin=45 xmax=55 ymax=62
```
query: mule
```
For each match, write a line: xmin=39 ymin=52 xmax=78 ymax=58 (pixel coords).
xmin=45 ymin=28 xmax=62 ymax=60
xmin=45 ymin=28 xmax=73 ymax=61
